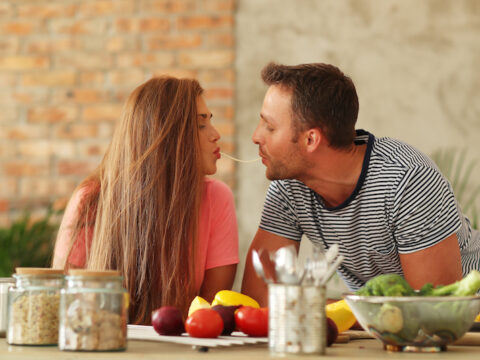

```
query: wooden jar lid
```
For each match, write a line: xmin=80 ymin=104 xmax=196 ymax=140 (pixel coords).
xmin=67 ymin=269 xmax=121 ymax=277
xmin=15 ymin=267 xmax=64 ymax=275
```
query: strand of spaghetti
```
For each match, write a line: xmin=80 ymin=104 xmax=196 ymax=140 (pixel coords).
xmin=220 ymin=152 xmax=261 ymax=163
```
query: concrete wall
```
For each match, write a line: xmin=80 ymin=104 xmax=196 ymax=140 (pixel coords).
xmin=233 ymin=0 xmax=480 ymax=291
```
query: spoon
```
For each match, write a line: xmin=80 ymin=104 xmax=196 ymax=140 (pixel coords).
xmin=252 ymin=249 xmax=270 ymax=284
xmin=274 ymin=245 xmax=300 ymax=284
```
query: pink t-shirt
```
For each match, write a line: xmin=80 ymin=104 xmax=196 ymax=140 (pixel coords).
xmin=54 ymin=178 xmax=239 ymax=291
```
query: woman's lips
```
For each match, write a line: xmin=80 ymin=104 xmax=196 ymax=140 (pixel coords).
xmin=214 ymin=147 xmax=221 ymax=159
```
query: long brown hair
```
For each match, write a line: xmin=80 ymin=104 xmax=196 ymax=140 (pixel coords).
xmin=63 ymin=77 xmax=204 ymax=324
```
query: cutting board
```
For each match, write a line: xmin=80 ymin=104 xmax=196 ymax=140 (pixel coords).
xmin=454 ymin=332 xmax=480 ymax=346
xmin=127 ymin=325 xmax=268 ymax=347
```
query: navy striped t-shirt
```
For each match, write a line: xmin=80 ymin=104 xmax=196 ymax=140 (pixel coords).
xmin=259 ymin=130 xmax=480 ymax=290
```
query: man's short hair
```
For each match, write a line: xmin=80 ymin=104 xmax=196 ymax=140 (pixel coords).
xmin=261 ymin=62 xmax=359 ymax=148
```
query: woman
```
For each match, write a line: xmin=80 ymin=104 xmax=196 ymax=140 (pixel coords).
xmin=53 ymin=77 xmax=238 ymax=324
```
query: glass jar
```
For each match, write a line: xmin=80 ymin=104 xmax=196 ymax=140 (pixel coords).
xmin=7 ymin=268 xmax=64 ymax=345
xmin=59 ymin=269 xmax=128 ymax=352
xmin=0 ymin=277 xmax=15 ymax=338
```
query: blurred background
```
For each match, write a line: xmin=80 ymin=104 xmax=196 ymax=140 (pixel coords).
xmin=0 ymin=0 xmax=479 ymax=293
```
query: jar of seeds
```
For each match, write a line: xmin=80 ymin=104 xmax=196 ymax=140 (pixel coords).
xmin=59 ymin=270 xmax=128 ymax=352
xmin=7 ymin=268 xmax=64 ymax=345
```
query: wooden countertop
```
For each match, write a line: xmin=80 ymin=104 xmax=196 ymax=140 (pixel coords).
xmin=1 ymin=334 xmax=480 ymax=360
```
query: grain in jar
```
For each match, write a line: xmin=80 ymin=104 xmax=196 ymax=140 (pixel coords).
xmin=7 ymin=268 xmax=64 ymax=345
xmin=59 ymin=270 xmax=128 ymax=352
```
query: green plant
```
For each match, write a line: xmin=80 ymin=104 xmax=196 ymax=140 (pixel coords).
xmin=431 ymin=148 xmax=479 ymax=229
xmin=0 ymin=208 xmax=61 ymax=277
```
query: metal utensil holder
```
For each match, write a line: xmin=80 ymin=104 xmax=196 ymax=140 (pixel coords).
xmin=268 ymin=283 xmax=326 ymax=356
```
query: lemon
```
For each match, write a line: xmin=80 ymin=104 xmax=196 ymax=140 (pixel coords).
xmin=211 ymin=290 xmax=260 ymax=308
xmin=188 ymin=296 xmax=210 ymax=316
xmin=326 ymin=299 xmax=357 ymax=333
xmin=475 ymin=312 xmax=480 ymax=322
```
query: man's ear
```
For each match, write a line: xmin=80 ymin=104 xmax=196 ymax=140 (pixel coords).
xmin=304 ymin=128 xmax=322 ymax=153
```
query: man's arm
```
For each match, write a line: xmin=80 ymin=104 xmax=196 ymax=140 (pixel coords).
xmin=241 ymin=228 xmax=300 ymax=307
xmin=400 ymin=233 xmax=462 ymax=289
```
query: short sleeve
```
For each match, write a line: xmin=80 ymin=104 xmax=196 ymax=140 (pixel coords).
xmin=53 ymin=187 xmax=90 ymax=268
xmin=392 ymin=166 xmax=462 ymax=253
xmin=259 ymin=181 xmax=302 ymax=241
xmin=204 ymin=180 xmax=239 ymax=269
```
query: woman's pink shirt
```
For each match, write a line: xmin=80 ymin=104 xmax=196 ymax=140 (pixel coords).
xmin=53 ymin=178 xmax=239 ymax=291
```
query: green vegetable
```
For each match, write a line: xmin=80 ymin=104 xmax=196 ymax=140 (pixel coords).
xmin=419 ymin=270 xmax=480 ymax=296
xmin=356 ymin=274 xmax=415 ymax=296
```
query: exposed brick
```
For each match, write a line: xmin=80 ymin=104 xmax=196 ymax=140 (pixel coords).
xmin=209 ymin=105 xmax=234 ymax=121
xmin=200 ymin=0 xmax=235 ymax=12
xmin=204 ymin=87 xmax=234 ymax=100
xmin=198 ymin=69 xmax=235 ymax=83
xmin=56 ymin=53 xmax=113 ymax=70
xmin=17 ymin=140 xmax=52 ymax=158
xmin=140 ymin=0 xmax=196 ymax=13
xmin=116 ymin=53 xmax=175 ymax=68
xmin=1 ymin=124 xmax=50 ymax=140
xmin=0 ymin=141 xmax=16 ymax=158
xmin=0 ymin=90 xmax=48 ymax=105
xmin=25 ymin=38 xmax=77 ymax=54
xmin=19 ymin=177 xmax=78 ymax=198
xmin=11 ymin=91 xmax=49 ymax=104
xmin=18 ymin=3 xmax=76 ymax=18
xmin=0 ymin=37 xmax=19 ymax=53
xmin=77 ymin=0 xmax=136 ymax=16
xmin=0 ymin=56 xmax=48 ymax=70
xmin=0 ymin=106 xmax=18 ymax=123
xmin=114 ymin=18 xmax=170 ymax=33
xmin=0 ymin=2 xmax=13 ymax=17
xmin=177 ymin=15 xmax=233 ymax=30
xmin=152 ymin=68 xmax=198 ymax=79
xmin=80 ymin=71 xmax=105 ymax=86
xmin=146 ymin=34 xmax=202 ymax=50
xmin=82 ymin=104 xmax=123 ymax=122
xmin=218 ymin=141 xmax=234 ymax=154
xmin=54 ymin=123 xmax=99 ymax=139
xmin=0 ymin=73 xmax=16 ymax=87
xmin=0 ymin=199 xmax=8 ymax=212
xmin=214 ymin=121 xmax=235 ymax=136
xmin=50 ymin=18 xmax=108 ymax=35
xmin=18 ymin=140 xmax=76 ymax=159
xmin=0 ymin=178 xmax=17 ymax=197
xmin=178 ymin=50 xmax=233 ymax=68
xmin=52 ymin=89 xmax=107 ymax=104
xmin=76 ymin=142 xmax=109 ymax=157
xmin=109 ymin=69 xmax=145 ymax=86
xmin=1 ymin=22 xmax=36 ymax=35
xmin=28 ymin=106 xmax=78 ymax=124
xmin=3 ymin=161 xmax=49 ymax=176
xmin=22 ymin=71 xmax=76 ymax=87
xmin=57 ymin=160 xmax=97 ymax=176
xmin=105 ymin=36 xmax=140 ymax=52
xmin=206 ymin=32 xmax=234 ymax=48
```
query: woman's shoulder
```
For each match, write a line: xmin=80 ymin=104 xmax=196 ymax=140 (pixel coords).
xmin=203 ymin=178 xmax=234 ymax=202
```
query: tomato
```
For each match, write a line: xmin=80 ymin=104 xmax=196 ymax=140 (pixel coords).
xmin=234 ymin=306 xmax=268 ymax=337
xmin=185 ymin=308 xmax=224 ymax=338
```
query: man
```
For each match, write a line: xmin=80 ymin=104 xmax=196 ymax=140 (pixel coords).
xmin=241 ymin=62 xmax=480 ymax=307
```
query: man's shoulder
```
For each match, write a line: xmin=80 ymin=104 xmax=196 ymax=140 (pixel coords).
xmin=372 ymin=136 xmax=437 ymax=171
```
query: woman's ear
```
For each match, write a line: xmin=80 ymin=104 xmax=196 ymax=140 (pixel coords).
xmin=304 ymin=128 xmax=322 ymax=153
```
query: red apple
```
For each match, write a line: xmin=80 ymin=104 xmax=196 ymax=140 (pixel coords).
xmin=151 ymin=306 xmax=184 ymax=336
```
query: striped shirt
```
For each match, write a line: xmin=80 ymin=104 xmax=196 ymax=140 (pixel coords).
xmin=259 ymin=130 xmax=480 ymax=290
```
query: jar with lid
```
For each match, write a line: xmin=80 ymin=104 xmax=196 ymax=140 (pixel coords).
xmin=59 ymin=269 xmax=128 ymax=352
xmin=7 ymin=268 xmax=64 ymax=345
xmin=0 ymin=277 xmax=15 ymax=338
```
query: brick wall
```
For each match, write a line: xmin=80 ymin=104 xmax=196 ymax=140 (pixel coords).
xmin=0 ymin=0 xmax=235 ymax=225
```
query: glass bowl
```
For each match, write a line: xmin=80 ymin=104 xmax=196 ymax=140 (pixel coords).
xmin=344 ymin=294 xmax=480 ymax=352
